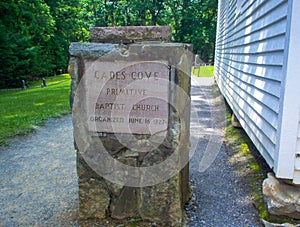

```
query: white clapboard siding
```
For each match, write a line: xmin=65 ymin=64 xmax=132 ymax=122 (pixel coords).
xmin=277 ymin=0 xmax=300 ymax=183
xmin=215 ymin=0 xmax=300 ymax=183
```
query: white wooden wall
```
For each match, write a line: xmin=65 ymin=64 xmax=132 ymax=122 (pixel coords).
xmin=215 ymin=0 xmax=300 ymax=183
xmin=278 ymin=0 xmax=300 ymax=183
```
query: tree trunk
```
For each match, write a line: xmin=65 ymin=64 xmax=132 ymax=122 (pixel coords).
xmin=141 ymin=0 xmax=146 ymax=25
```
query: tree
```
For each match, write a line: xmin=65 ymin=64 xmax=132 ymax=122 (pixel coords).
xmin=0 ymin=0 xmax=218 ymax=88
xmin=46 ymin=0 xmax=89 ymax=73
xmin=172 ymin=0 xmax=218 ymax=62
xmin=0 ymin=0 xmax=55 ymax=87
xmin=25 ymin=0 xmax=56 ymax=76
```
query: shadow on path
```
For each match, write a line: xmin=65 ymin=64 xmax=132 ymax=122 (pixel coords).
xmin=0 ymin=76 xmax=262 ymax=226
xmin=186 ymin=76 xmax=262 ymax=226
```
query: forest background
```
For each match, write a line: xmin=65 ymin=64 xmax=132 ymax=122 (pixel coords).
xmin=0 ymin=0 xmax=217 ymax=88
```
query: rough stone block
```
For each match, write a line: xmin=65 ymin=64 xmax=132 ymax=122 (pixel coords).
xmin=90 ymin=26 xmax=172 ymax=43
xmin=231 ymin=114 xmax=242 ymax=128
xmin=139 ymin=176 xmax=183 ymax=226
xmin=111 ymin=187 xmax=138 ymax=219
xmin=263 ymin=173 xmax=300 ymax=219
xmin=78 ymin=178 xmax=110 ymax=219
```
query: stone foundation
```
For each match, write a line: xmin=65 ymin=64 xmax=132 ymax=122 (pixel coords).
xmin=263 ymin=173 xmax=300 ymax=220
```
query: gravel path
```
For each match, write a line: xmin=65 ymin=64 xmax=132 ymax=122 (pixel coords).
xmin=0 ymin=115 xmax=79 ymax=226
xmin=0 ymin=76 xmax=263 ymax=226
xmin=185 ymin=76 xmax=262 ymax=226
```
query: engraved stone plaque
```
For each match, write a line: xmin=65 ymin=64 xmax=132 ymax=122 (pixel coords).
xmin=85 ymin=61 xmax=169 ymax=134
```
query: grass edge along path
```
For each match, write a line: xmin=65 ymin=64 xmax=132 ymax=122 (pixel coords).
xmin=225 ymin=107 xmax=300 ymax=225
xmin=224 ymin=105 xmax=271 ymax=222
xmin=192 ymin=65 xmax=214 ymax=77
xmin=0 ymin=74 xmax=71 ymax=146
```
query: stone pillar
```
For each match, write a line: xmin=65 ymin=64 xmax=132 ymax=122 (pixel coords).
xmin=69 ymin=26 xmax=192 ymax=226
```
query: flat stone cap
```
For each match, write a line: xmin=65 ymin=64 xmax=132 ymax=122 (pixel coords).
xmin=90 ymin=26 xmax=172 ymax=43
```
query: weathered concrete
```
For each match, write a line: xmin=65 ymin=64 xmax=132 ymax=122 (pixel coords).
xmin=69 ymin=26 xmax=192 ymax=226
xmin=263 ymin=173 xmax=300 ymax=219
xmin=90 ymin=26 xmax=172 ymax=43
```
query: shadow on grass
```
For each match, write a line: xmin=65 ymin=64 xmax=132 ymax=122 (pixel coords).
xmin=0 ymin=77 xmax=71 ymax=146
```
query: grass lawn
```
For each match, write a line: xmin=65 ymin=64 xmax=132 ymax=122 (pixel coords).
xmin=0 ymin=74 xmax=71 ymax=146
xmin=192 ymin=66 xmax=214 ymax=77
xmin=28 ymin=74 xmax=70 ymax=87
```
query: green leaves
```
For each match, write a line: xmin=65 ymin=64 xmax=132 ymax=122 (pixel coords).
xmin=0 ymin=0 xmax=56 ymax=87
xmin=0 ymin=0 xmax=217 ymax=88
xmin=175 ymin=0 xmax=218 ymax=62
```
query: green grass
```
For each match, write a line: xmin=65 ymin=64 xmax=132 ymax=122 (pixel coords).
xmin=225 ymin=110 xmax=300 ymax=225
xmin=226 ymin=120 xmax=298 ymax=224
xmin=0 ymin=74 xmax=71 ymax=146
xmin=28 ymin=74 xmax=70 ymax=87
xmin=224 ymin=108 xmax=270 ymax=221
xmin=192 ymin=66 xmax=214 ymax=77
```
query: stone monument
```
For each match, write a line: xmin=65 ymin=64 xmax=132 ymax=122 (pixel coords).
xmin=69 ymin=26 xmax=192 ymax=226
